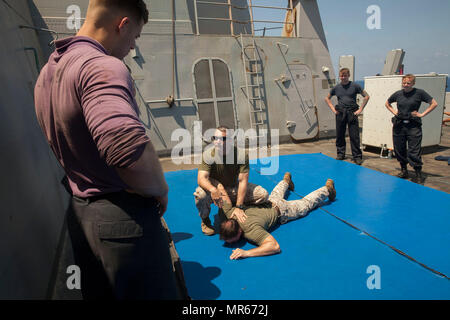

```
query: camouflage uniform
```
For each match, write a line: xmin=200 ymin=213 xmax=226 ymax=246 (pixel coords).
xmin=268 ymin=180 xmax=329 ymax=224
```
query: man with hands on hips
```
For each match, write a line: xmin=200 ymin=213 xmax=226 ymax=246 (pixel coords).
xmin=385 ymin=74 xmax=438 ymax=183
xmin=325 ymin=68 xmax=370 ymax=165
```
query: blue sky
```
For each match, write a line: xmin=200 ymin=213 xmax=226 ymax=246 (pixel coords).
xmin=255 ymin=0 xmax=450 ymax=80
xmin=318 ymin=0 xmax=450 ymax=80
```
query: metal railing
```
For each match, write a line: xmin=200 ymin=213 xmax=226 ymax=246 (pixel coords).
xmin=193 ymin=0 xmax=294 ymax=36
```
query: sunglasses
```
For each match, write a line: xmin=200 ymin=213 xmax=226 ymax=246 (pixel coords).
xmin=212 ymin=136 xmax=227 ymax=142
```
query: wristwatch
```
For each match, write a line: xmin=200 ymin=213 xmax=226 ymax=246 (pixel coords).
xmin=236 ymin=204 xmax=245 ymax=210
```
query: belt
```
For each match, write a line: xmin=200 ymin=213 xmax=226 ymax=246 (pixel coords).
xmin=75 ymin=190 xmax=157 ymax=205
xmin=273 ymin=204 xmax=281 ymax=217
xmin=336 ymin=107 xmax=358 ymax=113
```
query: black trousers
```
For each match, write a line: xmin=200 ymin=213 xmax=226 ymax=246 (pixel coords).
xmin=70 ymin=191 xmax=180 ymax=300
xmin=335 ymin=109 xmax=362 ymax=159
xmin=392 ymin=120 xmax=423 ymax=170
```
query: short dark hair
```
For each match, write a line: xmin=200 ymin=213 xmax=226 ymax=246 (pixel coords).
xmin=339 ymin=67 xmax=350 ymax=76
xmin=105 ymin=0 xmax=149 ymax=24
xmin=216 ymin=125 xmax=230 ymax=134
xmin=219 ymin=219 xmax=241 ymax=241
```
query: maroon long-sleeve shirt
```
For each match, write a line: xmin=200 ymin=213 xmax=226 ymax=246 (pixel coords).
xmin=34 ymin=36 xmax=150 ymax=198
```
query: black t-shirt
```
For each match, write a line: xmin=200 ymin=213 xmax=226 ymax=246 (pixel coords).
xmin=387 ymin=88 xmax=433 ymax=120
xmin=329 ymin=81 xmax=363 ymax=110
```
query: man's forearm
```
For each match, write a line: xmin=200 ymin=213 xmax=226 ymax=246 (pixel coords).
xmin=198 ymin=175 xmax=232 ymax=205
xmin=385 ymin=102 xmax=397 ymax=116
xmin=230 ymin=236 xmax=280 ymax=259
xmin=422 ymin=99 xmax=438 ymax=117
xmin=325 ymin=97 xmax=335 ymax=111
xmin=115 ymin=141 xmax=168 ymax=197
xmin=236 ymin=179 xmax=248 ymax=206
xmin=247 ymin=242 xmax=280 ymax=258
xmin=198 ymin=176 xmax=217 ymax=194
xmin=360 ymin=95 xmax=370 ymax=109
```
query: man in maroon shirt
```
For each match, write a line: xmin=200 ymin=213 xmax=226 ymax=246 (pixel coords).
xmin=34 ymin=0 xmax=179 ymax=299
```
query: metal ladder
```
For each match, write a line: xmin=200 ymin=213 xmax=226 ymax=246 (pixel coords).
xmin=239 ymin=34 xmax=267 ymax=140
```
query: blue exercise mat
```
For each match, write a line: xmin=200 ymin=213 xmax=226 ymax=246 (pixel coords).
xmin=164 ymin=153 xmax=450 ymax=299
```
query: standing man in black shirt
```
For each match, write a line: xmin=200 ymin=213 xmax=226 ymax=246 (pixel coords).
xmin=385 ymin=74 xmax=438 ymax=183
xmin=325 ymin=68 xmax=370 ymax=165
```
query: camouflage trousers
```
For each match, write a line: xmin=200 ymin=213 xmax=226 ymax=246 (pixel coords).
xmin=269 ymin=180 xmax=329 ymax=224
xmin=194 ymin=179 xmax=269 ymax=219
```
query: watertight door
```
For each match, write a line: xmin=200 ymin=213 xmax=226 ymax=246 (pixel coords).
xmin=193 ymin=58 xmax=236 ymax=134
xmin=284 ymin=64 xmax=318 ymax=140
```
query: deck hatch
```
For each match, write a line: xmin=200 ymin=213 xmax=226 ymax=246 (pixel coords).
xmin=193 ymin=58 xmax=236 ymax=133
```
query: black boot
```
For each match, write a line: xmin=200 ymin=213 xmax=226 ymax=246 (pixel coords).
xmin=397 ymin=166 xmax=408 ymax=179
xmin=414 ymin=169 xmax=425 ymax=184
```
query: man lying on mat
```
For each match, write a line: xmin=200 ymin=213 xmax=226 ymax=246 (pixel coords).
xmin=218 ymin=173 xmax=336 ymax=259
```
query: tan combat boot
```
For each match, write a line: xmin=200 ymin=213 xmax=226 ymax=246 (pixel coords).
xmin=283 ymin=172 xmax=295 ymax=191
xmin=326 ymin=179 xmax=336 ymax=201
